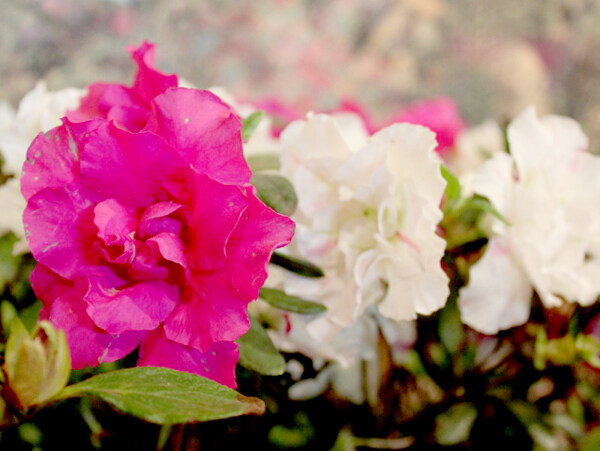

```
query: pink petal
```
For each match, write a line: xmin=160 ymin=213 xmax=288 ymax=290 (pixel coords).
xmin=227 ymin=186 xmax=295 ymax=299
xmin=128 ymin=41 xmax=178 ymax=106
xmin=67 ymin=83 xmax=143 ymax=127
xmin=147 ymin=232 xmax=187 ymax=268
xmin=24 ymin=185 xmax=103 ymax=279
xmin=78 ymin=121 xmax=189 ymax=208
xmin=31 ymin=265 xmax=141 ymax=369
xmin=146 ymin=88 xmax=251 ymax=184
xmin=163 ymin=271 xmax=250 ymax=351
xmin=85 ymin=279 xmax=179 ymax=335
xmin=186 ymin=175 xmax=249 ymax=271
xmin=387 ymin=98 xmax=466 ymax=156
xmin=21 ymin=124 xmax=78 ymax=201
xmin=138 ymin=201 xmax=184 ymax=238
xmin=93 ymin=198 xmax=138 ymax=246
xmin=138 ymin=327 xmax=238 ymax=388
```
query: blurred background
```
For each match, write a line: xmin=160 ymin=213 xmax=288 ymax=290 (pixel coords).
xmin=2 ymin=0 xmax=600 ymax=145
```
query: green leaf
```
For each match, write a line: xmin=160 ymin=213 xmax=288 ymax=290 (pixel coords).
xmin=0 ymin=232 xmax=21 ymax=292
xmin=438 ymin=293 xmax=464 ymax=355
xmin=241 ymin=110 xmax=265 ymax=142
xmin=20 ymin=300 xmax=42 ymax=332
xmin=238 ymin=317 xmax=286 ymax=376
xmin=580 ymin=425 xmax=600 ymax=451
xmin=467 ymin=195 xmax=509 ymax=224
xmin=250 ymin=173 xmax=298 ymax=216
xmin=434 ymin=402 xmax=477 ymax=446
xmin=53 ymin=367 xmax=265 ymax=424
xmin=246 ymin=154 xmax=281 ymax=172
xmin=441 ymin=165 xmax=461 ymax=204
xmin=1 ymin=300 xmax=18 ymax=339
xmin=270 ymin=252 xmax=324 ymax=278
xmin=259 ymin=288 xmax=326 ymax=314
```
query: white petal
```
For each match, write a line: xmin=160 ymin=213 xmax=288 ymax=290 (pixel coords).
xmin=459 ymin=238 xmax=532 ymax=334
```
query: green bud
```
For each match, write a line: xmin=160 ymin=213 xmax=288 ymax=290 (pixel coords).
xmin=1 ymin=318 xmax=71 ymax=411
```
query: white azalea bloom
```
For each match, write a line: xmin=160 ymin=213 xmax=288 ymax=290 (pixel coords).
xmin=0 ymin=82 xmax=84 ymax=252
xmin=450 ymin=120 xmax=506 ymax=198
xmin=459 ymin=107 xmax=600 ymax=334
xmin=208 ymin=86 xmax=280 ymax=156
xmin=276 ymin=113 xmax=448 ymax=366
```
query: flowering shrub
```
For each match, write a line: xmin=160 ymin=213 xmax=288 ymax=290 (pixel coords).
xmin=2 ymin=40 xmax=600 ymax=451
xmin=20 ymin=43 xmax=294 ymax=388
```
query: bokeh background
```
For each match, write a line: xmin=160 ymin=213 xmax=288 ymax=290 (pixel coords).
xmin=2 ymin=0 xmax=600 ymax=144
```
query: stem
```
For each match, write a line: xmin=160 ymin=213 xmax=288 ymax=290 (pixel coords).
xmin=156 ymin=425 xmax=172 ymax=451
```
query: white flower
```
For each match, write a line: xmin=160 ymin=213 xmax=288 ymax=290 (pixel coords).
xmin=0 ymin=82 xmax=84 ymax=253
xmin=208 ymin=86 xmax=280 ymax=156
xmin=276 ymin=113 xmax=449 ymax=362
xmin=449 ymin=120 xmax=505 ymax=197
xmin=459 ymin=107 xmax=600 ymax=334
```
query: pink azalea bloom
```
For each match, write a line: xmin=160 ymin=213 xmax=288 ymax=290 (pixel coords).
xmin=251 ymin=98 xmax=303 ymax=137
xmin=251 ymin=95 xmax=465 ymax=157
xmin=23 ymin=43 xmax=295 ymax=388
xmin=384 ymin=98 xmax=466 ymax=158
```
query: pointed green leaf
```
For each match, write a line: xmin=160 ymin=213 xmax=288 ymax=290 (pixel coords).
xmin=438 ymin=293 xmax=464 ymax=355
xmin=238 ymin=317 xmax=285 ymax=376
xmin=270 ymin=252 xmax=324 ymax=278
xmin=241 ymin=110 xmax=265 ymax=142
xmin=434 ymin=402 xmax=477 ymax=446
xmin=250 ymin=173 xmax=298 ymax=216
xmin=259 ymin=288 xmax=326 ymax=314
xmin=441 ymin=165 xmax=461 ymax=204
xmin=0 ymin=232 xmax=21 ymax=292
xmin=52 ymin=367 xmax=265 ymax=424
xmin=246 ymin=154 xmax=281 ymax=172
xmin=467 ymin=195 xmax=509 ymax=224
xmin=1 ymin=300 xmax=18 ymax=339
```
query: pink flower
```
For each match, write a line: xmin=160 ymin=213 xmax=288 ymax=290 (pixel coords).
xmin=250 ymin=95 xmax=465 ymax=157
xmin=22 ymin=43 xmax=294 ymax=388
xmin=383 ymin=98 xmax=466 ymax=158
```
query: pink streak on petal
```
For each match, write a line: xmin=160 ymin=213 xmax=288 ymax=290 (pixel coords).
xmin=395 ymin=231 xmax=421 ymax=255
xmin=138 ymin=328 xmax=238 ymax=388
xmin=146 ymin=88 xmax=251 ymax=185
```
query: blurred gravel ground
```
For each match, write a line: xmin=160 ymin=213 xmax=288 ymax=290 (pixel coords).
xmin=2 ymin=0 xmax=600 ymax=145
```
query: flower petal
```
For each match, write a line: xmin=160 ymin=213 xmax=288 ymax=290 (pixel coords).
xmin=138 ymin=327 xmax=238 ymax=388
xmin=459 ymin=238 xmax=533 ymax=334
xmin=32 ymin=265 xmax=141 ymax=369
xmin=146 ymin=88 xmax=251 ymax=185
xmin=85 ymin=279 xmax=179 ymax=335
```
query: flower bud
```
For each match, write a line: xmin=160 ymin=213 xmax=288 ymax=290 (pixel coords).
xmin=1 ymin=318 xmax=71 ymax=411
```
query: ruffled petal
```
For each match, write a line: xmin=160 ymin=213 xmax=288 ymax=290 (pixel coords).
xmin=146 ymin=88 xmax=251 ymax=185
xmin=85 ymin=279 xmax=179 ymax=335
xmin=459 ymin=238 xmax=533 ymax=334
xmin=31 ymin=265 xmax=141 ymax=369
xmin=138 ymin=327 xmax=238 ymax=388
